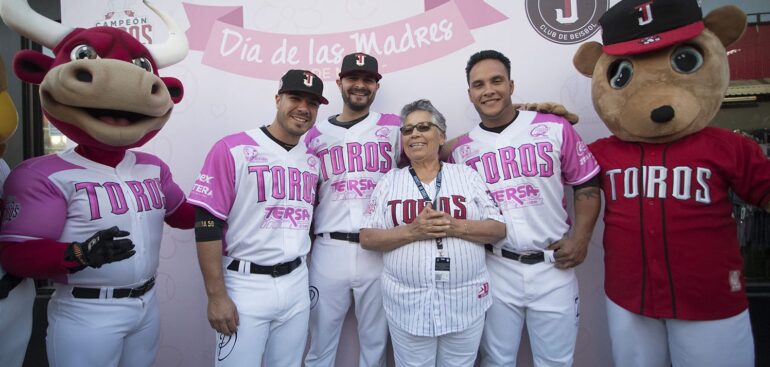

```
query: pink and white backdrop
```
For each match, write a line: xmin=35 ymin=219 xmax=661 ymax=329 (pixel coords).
xmin=62 ymin=1 xmax=617 ymax=366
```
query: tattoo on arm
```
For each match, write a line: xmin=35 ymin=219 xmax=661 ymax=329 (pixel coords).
xmin=575 ymin=187 xmax=600 ymax=201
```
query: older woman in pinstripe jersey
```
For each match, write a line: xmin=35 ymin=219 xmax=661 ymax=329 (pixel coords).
xmin=360 ymin=99 xmax=505 ymax=367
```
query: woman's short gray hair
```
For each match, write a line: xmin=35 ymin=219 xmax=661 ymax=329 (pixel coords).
xmin=399 ymin=99 xmax=447 ymax=133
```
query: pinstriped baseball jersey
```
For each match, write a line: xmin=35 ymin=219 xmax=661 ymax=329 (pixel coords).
xmin=189 ymin=128 xmax=320 ymax=265
xmin=361 ymin=163 xmax=502 ymax=337
xmin=304 ymin=112 xmax=401 ymax=234
xmin=448 ymin=111 xmax=600 ymax=253
xmin=0 ymin=149 xmax=185 ymax=287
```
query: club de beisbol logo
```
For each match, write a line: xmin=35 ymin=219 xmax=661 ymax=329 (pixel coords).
xmin=525 ymin=0 xmax=609 ymax=44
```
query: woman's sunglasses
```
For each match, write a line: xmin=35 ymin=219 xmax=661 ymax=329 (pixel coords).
xmin=400 ymin=122 xmax=438 ymax=136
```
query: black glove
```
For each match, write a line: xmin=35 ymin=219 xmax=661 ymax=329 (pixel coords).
xmin=65 ymin=226 xmax=135 ymax=269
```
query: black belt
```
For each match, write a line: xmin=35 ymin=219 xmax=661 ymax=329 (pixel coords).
xmin=0 ymin=273 xmax=24 ymax=300
xmin=328 ymin=232 xmax=360 ymax=243
xmin=485 ymin=244 xmax=545 ymax=265
xmin=227 ymin=257 xmax=302 ymax=277
xmin=72 ymin=277 xmax=156 ymax=299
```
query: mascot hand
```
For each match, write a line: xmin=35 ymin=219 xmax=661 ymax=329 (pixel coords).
xmin=65 ymin=226 xmax=135 ymax=270
xmin=515 ymin=102 xmax=579 ymax=125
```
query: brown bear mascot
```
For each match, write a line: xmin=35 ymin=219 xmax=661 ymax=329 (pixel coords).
xmin=574 ymin=0 xmax=770 ymax=366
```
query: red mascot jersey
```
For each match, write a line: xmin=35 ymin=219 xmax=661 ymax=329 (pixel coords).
xmin=590 ymin=127 xmax=770 ymax=320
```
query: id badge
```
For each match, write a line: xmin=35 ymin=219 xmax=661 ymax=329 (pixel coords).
xmin=435 ymin=257 xmax=450 ymax=282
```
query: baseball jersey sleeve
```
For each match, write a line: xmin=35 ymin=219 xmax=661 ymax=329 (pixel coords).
xmin=361 ymin=169 xmax=394 ymax=230
xmin=0 ymin=166 xmax=67 ymax=242
xmin=188 ymin=139 xmax=236 ymax=220
xmin=729 ymin=134 xmax=770 ymax=207
xmin=159 ymin=160 xmax=185 ymax=215
xmin=560 ymin=121 xmax=600 ymax=185
xmin=466 ymin=166 xmax=503 ymax=222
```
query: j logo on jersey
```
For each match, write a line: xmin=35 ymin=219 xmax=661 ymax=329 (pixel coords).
xmin=262 ymin=205 xmax=311 ymax=229
xmin=489 ymin=183 xmax=543 ymax=209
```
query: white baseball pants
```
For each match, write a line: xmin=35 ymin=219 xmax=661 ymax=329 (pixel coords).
xmin=0 ymin=278 xmax=35 ymax=367
xmin=479 ymin=253 xmax=579 ymax=367
xmin=606 ymin=297 xmax=754 ymax=367
xmin=306 ymin=237 xmax=388 ymax=367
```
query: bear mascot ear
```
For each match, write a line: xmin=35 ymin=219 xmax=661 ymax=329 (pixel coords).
xmin=573 ymin=42 xmax=604 ymax=78
xmin=704 ymin=5 xmax=747 ymax=48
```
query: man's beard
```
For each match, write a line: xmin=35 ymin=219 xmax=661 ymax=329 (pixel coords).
xmin=343 ymin=90 xmax=374 ymax=111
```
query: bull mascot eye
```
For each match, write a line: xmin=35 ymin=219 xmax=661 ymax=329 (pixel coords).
xmin=132 ymin=57 xmax=153 ymax=73
xmin=70 ymin=44 xmax=100 ymax=61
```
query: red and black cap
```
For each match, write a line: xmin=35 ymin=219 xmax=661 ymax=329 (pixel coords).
xmin=277 ymin=69 xmax=328 ymax=105
xmin=600 ymin=0 xmax=704 ymax=56
xmin=339 ymin=52 xmax=382 ymax=81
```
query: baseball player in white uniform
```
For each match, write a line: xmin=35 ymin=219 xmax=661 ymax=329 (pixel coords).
xmin=304 ymin=52 xmax=399 ymax=367
xmin=190 ymin=69 xmax=326 ymax=367
xmin=446 ymin=50 xmax=601 ymax=367
xmin=0 ymin=54 xmax=35 ymax=367
xmin=361 ymin=99 xmax=506 ymax=367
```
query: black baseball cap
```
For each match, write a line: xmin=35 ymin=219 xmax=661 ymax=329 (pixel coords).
xmin=277 ymin=69 xmax=328 ymax=105
xmin=600 ymin=0 xmax=704 ymax=56
xmin=338 ymin=52 xmax=382 ymax=81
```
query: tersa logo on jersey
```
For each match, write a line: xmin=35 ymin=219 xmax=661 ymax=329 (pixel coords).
xmin=262 ymin=206 xmax=311 ymax=229
xmin=330 ymin=178 xmax=377 ymax=200
xmin=490 ymin=184 xmax=544 ymax=209
xmin=525 ymin=0 xmax=607 ymax=45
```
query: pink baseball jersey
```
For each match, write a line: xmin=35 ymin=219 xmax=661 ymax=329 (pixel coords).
xmin=590 ymin=127 xmax=770 ymax=320
xmin=361 ymin=163 xmax=502 ymax=337
xmin=449 ymin=111 xmax=600 ymax=253
xmin=189 ymin=128 xmax=321 ymax=265
xmin=304 ymin=112 xmax=401 ymax=234
xmin=0 ymin=149 xmax=185 ymax=287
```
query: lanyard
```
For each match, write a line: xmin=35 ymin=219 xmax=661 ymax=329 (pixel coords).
xmin=408 ymin=163 xmax=444 ymax=252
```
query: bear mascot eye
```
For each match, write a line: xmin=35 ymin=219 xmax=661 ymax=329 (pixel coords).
xmin=671 ymin=45 xmax=704 ymax=74
xmin=607 ymin=59 xmax=633 ymax=89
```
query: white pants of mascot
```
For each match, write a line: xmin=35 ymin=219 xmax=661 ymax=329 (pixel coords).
xmin=306 ymin=236 xmax=388 ymax=367
xmin=47 ymin=282 xmax=160 ymax=367
xmin=607 ymin=298 xmax=754 ymax=367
